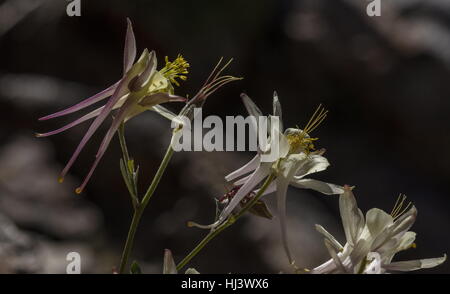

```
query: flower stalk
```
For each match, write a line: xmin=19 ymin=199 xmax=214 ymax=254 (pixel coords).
xmin=118 ymin=140 xmax=175 ymax=274
xmin=176 ymin=173 xmax=276 ymax=272
xmin=117 ymin=58 xmax=240 ymax=274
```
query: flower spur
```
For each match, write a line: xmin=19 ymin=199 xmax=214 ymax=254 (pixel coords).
xmin=36 ymin=19 xmax=188 ymax=193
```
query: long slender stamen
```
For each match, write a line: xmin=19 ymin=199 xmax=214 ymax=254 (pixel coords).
xmin=200 ymin=57 xmax=224 ymax=89
xmin=303 ymin=104 xmax=328 ymax=134
xmin=390 ymin=194 xmax=413 ymax=219
xmin=286 ymin=104 xmax=328 ymax=154
xmin=210 ymin=58 xmax=233 ymax=83
xmin=390 ymin=194 xmax=404 ymax=216
xmin=394 ymin=202 xmax=413 ymax=220
xmin=185 ymin=58 xmax=242 ymax=109
xmin=203 ymin=76 xmax=241 ymax=97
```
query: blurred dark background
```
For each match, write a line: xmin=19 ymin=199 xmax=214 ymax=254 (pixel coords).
xmin=0 ymin=0 xmax=449 ymax=273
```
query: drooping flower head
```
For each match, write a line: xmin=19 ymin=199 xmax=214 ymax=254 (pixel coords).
xmin=312 ymin=186 xmax=446 ymax=274
xmin=36 ymin=19 xmax=188 ymax=193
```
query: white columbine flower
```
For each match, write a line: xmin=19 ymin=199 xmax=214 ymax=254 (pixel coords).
xmin=198 ymin=92 xmax=343 ymax=265
xmin=312 ymin=186 xmax=446 ymax=274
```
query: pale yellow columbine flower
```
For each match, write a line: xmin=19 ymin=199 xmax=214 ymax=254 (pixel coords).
xmin=36 ymin=19 xmax=188 ymax=193
xmin=191 ymin=92 xmax=343 ymax=265
xmin=312 ymin=187 xmax=446 ymax=274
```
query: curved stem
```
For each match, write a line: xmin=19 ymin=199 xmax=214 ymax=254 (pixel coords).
xmin=118 ymin=144 xmax=175 ymax=274
xmin=176 ymin=173 xmax=275 ymax=272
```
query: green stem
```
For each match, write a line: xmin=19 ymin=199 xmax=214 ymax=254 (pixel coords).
xmin=118 ymin=124 xmax=138 ymax=208
xmin=118 ymin=144 xmax=175 ymax=274
xmin=118 ymin=123 xmax=131 ymax=164
xmin=176 ymin=173 xmax=275 ymax=271
xmin=118 ymin=207 xmax=143 ymax=274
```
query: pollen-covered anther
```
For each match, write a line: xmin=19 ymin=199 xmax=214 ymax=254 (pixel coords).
xmin=160 ymin=54 xmax=190 ymax=87
xmin=287 ymin=104 xmax=328 ymax=154
xmin=286 ymin=133 xmax=318 ymax=154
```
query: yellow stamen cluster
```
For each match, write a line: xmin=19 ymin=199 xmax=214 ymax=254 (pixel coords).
xmin=286 ymin=132 xmax=318 ymax=154
xmin=160 ymin=54 xmax=190 ymax=86
xmin=390 ymin=194 xmax=412 ymax=220
xmin=286 ymin=104 xmax=328 ymax=154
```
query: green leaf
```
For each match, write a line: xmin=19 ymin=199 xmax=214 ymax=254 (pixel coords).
xmin=130 ymin=261 xmax=142 ymax=274
xmin=120 ymin=158 xmax=139 ymax=208
xmin=127 ymin=158 xmax=135 ymax=174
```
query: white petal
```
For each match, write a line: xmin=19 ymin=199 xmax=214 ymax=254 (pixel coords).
xmin=349 ymin=239 xmax=372 ymax=273
xmin=163 ymin=249 xmax=178 ymax=274
xmin=225 ymin=155 xmax=260 ymax=182
xmin=315 ymin=224 xmax=344 ymax=251
xmin=391 ymin=206 xmax=417 ymax=236
xmin=365 ymin=208 xmax=393 ymax=239
xmin=324 ymin=239 xmax=348 ymax=273
xmin=123 ymin=18 xmax=137 ymax=75
xmin=254 ymin=181 xmax=276 ymax=197
xmin=294 ymin=154 xmax=330 ymax=178
xmin=272 ymin=91 xmax=283 ymax=131
xmin=278 ymin=132 xmax=290 ymax=159
xmin=311 ymin=258 xmax=337 ymax=274
xmin=364 ymin=252 xmax=382 ymax=274
xmin=264 ymin=124 xmax=289 ymax=161
xmin=151 ymin=105 xmax=177 ymax=121
xmin=291 ymin=178 xmax=343 ymax=195
xmin=278 ymin=153 xmax=307 ymax=179
xmin=339 ymin=187 xmax=365 ymax=246
xmin=241 ymin=93 xmax=263 ymax=137
xmin=373 ymin=206 xmax=418 ymax=251
xmin=233 ymin=174 xmax=251 ymax=186
xmin=396 ymin=231 xmax=416 ymax=252
xmin=241 ymin=93 xmax=263 ymax=118
xmin=384 ymin=254 xmax=446 ymax=272
xmin=217 ymin=164 xmax=270 ymax=224
xmin=276 ymin=176 xmax=294 ymax=264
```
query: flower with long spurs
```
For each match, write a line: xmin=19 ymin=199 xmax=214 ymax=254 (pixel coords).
xmin=190 ymin=92 xmax=343 ymax=266
xmin=36 ymin=19 xmax=188 ymax=193
xmin=311 ymin=186 xmax=446 ymax=274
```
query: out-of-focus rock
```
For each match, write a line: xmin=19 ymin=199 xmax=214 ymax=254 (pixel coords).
xmin=0 ymin=212 xmax=97 ymax=273
xmin=0 ymin=136 xmax=102 ymax=239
